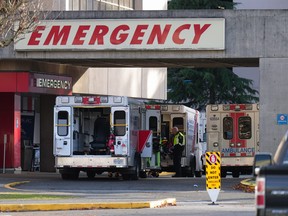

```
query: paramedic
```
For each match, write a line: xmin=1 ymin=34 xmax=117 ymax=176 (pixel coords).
xmin=171 ymin=127 xmax=185 ymax=177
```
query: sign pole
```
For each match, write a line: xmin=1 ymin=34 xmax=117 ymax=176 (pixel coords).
xmin=206 ymin=151 xmax=221 ymax=205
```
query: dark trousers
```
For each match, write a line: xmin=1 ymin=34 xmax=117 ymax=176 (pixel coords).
xmin=173 ymin=144 xmax=184 ymax=176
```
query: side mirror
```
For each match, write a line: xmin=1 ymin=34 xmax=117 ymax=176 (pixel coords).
xmin=253 ymin=153 xmax=272 ymax=176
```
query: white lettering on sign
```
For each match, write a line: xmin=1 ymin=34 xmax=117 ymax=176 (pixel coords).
xmin=36 ymin=78 xmax=72 ymax=90
xmin=14 ymin=18 xmax=225 ymax=51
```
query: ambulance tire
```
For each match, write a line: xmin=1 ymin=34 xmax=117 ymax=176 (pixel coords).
xmin=221 ymin=170 xmax=227 ymax=178
xmin=96 ymin=171 xmax=103 ymax=175
xmin=87 ymin=171 xmax=96 ymax=179
xmin=131 ymin=154 xmax=141 ymax=180
xmin=61 ymin=173 xmax=70 ymax=180
xmin=139 ymin=171 xmax=147 ymax=178
xmin=70 ymin=171 xmax=80 ymax=180
xmin=187 ymin=156 xmax=196 ymax=177
xmin=195 ymin=171 xmax=202 ymax=178
xmin=152 ymin=172 xmax=159 ymax=177
xmin=61 ymin=171 xmax=79 ymax=180
xmin=232 ymin=171 xmax=240 ymax=178
xmin=202 ymin=165 xmax=206 ymax=175
xmin=122 ymin=174 xmax=131 ymax=180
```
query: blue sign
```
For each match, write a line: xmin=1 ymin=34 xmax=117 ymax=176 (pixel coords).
xmin=277 ymin=114 xmax=288 ymax=125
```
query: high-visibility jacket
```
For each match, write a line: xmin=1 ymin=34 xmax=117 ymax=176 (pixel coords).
xmin=173 ymin=132 xmax=185 ymax=146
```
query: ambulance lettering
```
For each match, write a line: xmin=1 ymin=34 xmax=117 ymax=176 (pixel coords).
xmin=221 ymin=148 xmax=255 ymax=154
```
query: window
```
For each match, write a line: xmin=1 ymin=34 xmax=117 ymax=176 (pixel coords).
xmin=172 ymin=117 xmax=184 ymax=131
xmin=161 ymin=121 xmax=169 ymax=138
xmin=57 ymin=111 xmax=69 ymax=136
xmin=238 ymin=116 xmax=252 ymax=139
xmin=223 ymin=117 xmax=233 ymax=140
xmin=114 ymin=111 xmax=126 ymax=136
xmin=149 ymin=116 xmax=158 ymax=136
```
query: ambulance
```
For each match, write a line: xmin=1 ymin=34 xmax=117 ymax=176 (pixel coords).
xmin=53 ymin=95 xmax=153 ymax=180
xmin=145 ymin=104 xmax=204 ymax=177
xmin=206 ymin=104 xmax=259 ymax=177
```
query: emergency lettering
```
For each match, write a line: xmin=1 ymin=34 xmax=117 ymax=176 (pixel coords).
xmin=28 ymin=24 xmax=210 ymax=46
xmin=36 ymin=78 xmax=72 ymax=90
xmin=16 ymin=19 xmax=225 ymax=51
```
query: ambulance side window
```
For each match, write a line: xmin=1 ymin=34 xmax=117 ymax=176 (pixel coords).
xmin=114 ymin=111 xmax=126 ymax=136
xmin=57 ymin=111 xmax=69 ymax=136
xmin=238 ymin=116 xmax=252 ymax=139
xmin=223 ymin=117 xmax=233 ymax=140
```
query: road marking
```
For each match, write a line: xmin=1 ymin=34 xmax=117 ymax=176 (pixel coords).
xmin=4 ymin=181 xmax=30 ymax=191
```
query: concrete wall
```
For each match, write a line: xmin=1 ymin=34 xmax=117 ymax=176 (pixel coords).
xmin=73 ymin=68 xmax=167 ymax=99
xmin=260 ymin=58 xmax=288 ymax=155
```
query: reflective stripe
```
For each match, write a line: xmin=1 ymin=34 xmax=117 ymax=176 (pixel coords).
xmin=173 ymin=132 xmax=185 ymax=146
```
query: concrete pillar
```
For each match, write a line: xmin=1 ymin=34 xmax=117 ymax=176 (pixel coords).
xmin=259 ymin=58 xmax=288 ymax=155
xmin=40 ymin=94 xmax=56 ymax=172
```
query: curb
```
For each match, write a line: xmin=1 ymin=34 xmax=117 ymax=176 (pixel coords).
xmin=0 ymin=198 xmax=176 ymax=212
xmin=4 ymin=181 xmax=30 ymax=191
xmin=2 ymin=180 xmax=176 ymax=212
xmin=239 ymin=178 xmax=255 ymax=192
xmin=240 ymin=178 xmax=255 ymax=188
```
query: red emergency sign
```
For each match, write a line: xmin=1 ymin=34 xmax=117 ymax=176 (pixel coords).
xmin=15 ymin=19 xmax=225 ymax=51
xmin=28 ymin=23 xmax=211 ymax=46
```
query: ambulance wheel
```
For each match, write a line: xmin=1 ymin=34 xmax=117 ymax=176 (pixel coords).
xmin=87 ymin=171 xmax=96 ymax=179
xmin=61 ymin=171 xmax=79 ymax=180
xmin=187 ymin=156 xmax=196 ymax=177
xmin=61 ymin=173 xmax=70 ymax=180
xmin=232 ymin=171 xmax=240 ymax=178
xmin=195 ymin=171 xmax=202 ymax=178
xmin=152 ymin=172 xmax=159 ymax=177
xmin=70 ymin=171 xmax=79 ymax=180
xmin=221 ymin=171 xmax=227 ymax=178
xmin=131 ymin=155 xmax=141 ymax=180
xmin=122 ymin=174 xmax=130 ymax=180
xmin=202 ymin=166 xmax=206 ymax=175
xmin=139 ymin=171 xmax=147 ymax=178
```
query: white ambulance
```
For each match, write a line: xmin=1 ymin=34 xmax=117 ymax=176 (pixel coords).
xmin=53 ymin=95 xmax=153 ymax=180
xmin=206 ymin=104 xmax=259 ymax=177
xmin=145 ymin=104 xmax=203 ymax=177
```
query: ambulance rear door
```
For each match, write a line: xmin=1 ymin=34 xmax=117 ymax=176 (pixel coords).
xmin=111 ymin=107 xmax=129 ymax=156
xmin=142 ymin=109 xmax=161 ymax=157
xmin=54 ymin=106 xmax=73 ymax=156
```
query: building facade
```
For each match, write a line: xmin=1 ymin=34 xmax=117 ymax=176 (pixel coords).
xmin=0 ymin=0 xmax=168 ymax=173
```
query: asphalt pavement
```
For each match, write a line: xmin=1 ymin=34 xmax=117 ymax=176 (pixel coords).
xmin=0 ymin=171 xmax=255 ymax=212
